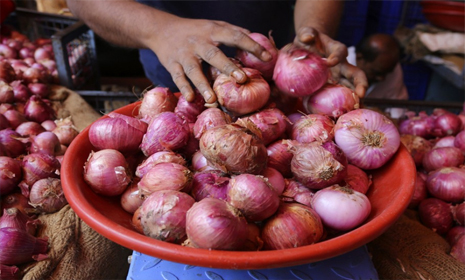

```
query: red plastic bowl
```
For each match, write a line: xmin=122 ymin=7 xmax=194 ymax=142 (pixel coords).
xmin=421 ymin=1 xmax=465 ymax=32
xmin=61 ymin=101 xmax=416 ymax=269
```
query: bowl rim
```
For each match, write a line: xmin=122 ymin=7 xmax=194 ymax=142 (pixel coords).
xmin=61 ymin=101 xmax=416 ymax=269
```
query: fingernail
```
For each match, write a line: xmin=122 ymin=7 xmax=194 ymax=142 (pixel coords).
xmin=261 ymin=50 xmax=272 ymax=61
xmin=203 ymin=90 xmax=213 ymax=102
xmin=232 ymin=70 xmax=245 ymax=81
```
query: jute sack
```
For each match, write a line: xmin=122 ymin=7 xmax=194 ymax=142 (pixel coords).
xmin=368 ymin=209 xmax=465 ymax=280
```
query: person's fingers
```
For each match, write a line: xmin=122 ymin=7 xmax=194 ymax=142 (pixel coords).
xmin=340 ymin=63 xmax=368 ymax=98
xmin=181 ymin=56 xmax=218 ymax=104
xmin=167 ymin=62 xmax=197 ymax=102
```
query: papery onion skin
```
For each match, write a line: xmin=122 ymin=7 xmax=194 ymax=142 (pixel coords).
xmin=0 ymin=263 xmax=20 ymax=280
xmin=185 ymin=197 xmax=248 ymax=250
xmin=426 ymin=167 xmax=465 ymax=203
xmin=52 ymin=117 xmax=79 ymax=146
xmin=273 ymin=43 xmax=329 ymax=98
xmin=23 ymin=95 xmax=55 ymax=123
xmin=29 ymin=178 xmax=68 ymax=214
xmin=238 ymin=108 xmax=290 ymax=146
xmin=193 ymin=107 xmax=232 ymax=140
xmin=408 ymin=171 xmax=428 ymax=209
xmin=291 ymin=113 xmax=335 ymax=144
xmin=334 ymin=109 xmax=400 ymax=170
xmin=137 ymin=162 xmax=193 ymax=196
xmin=302 ymin=83 xmax=359 ymax=119
xmin=140 ymin=112 xmax=190 ymax=157
xmin=227 ymin=173 xmax=280 ymax=222
xmin=22 ymin=153 xmax=60 ymax=186
xmin=422 ymin=147 xmax=464 ymax=173
xmin=213 ymin=67 xmax=270 ymax=116
xmin=281 ymin=179 xmax=314 ymax=207
xmin=241 ymin=222 xmax=264 ymax=251
xmin=89 ymin=112 xmax=148 ymax=155
xmin=260 ymin=167 xmax=286 ymax=196
xmin=431 ymin=109 xmax=462 ymax=138
xmin=190 ymin=150 xmax=218 ymax=172
xmin=261 ymin=202 xmax=324 ymax=250
xmin=83 ymin=149 xmax=132 ymax=196
xmin=135 ymin=151 xmax=186 ymax=178
xmin=190 ymin=170 xmax=230 ymax=201
xmin=138 ymin=87 xmax=178 ymax=123
xmin=400 ymin=134 xmax=433 ymax=166
xmin=199 ymin=123 xmax=268 ymax=175
xmin=344 ymin=164 xmax=372 ymax=195
xmin=0 ymin=208 xmax=38 ymax=236
xmin=418 ymin=197 xmax=453 ymax=235
xmin=0 ymin=156 xmax=22 ymax=195
xmin=291 ymin=141 xmax=347 ymax=190
xmin=139 ymin=190 xmax=195 ymax=243
xmin=311 ymin=185 xmax=371 ymax=232
xmin=266 ymin=139 xmax=295 ymax=178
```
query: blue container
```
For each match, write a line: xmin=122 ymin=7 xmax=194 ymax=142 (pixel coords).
xmin=127 ymin=245 xmax=379 ymax=280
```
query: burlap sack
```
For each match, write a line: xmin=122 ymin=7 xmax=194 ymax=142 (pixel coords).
xmin=368 ymin=209 xmax=465 ymax=280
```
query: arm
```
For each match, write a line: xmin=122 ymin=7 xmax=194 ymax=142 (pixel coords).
xmin=66 ymin=0 xmax=271 ymax=104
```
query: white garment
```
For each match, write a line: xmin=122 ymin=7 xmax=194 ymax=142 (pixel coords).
xmin=347 ymin=46 xmax=409 ymax=100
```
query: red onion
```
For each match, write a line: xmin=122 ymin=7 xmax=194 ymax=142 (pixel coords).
xmin=131 ymin=207 xmax=144 ymax=234
xmin=0 ymin=156 xmax=22 ymax=195
xmin=291 ymin=113 xmax=335 ymax=144
xmin=89 ymin=112 xmax=148 ymax=155
xmin=28 ymin=131 xmax=62 ymax=155
xmin=0 ymin=44 xmax=17 ymax=59
xmin=0 ymin=129 xmax=26 ymax=157
xmin=238 ymin=108 xmax=290 ymax=145
xmin=265 ymin=82 xmax=299 ymax=115
xmin=120 ymin=179 xmax=144 ymax=214
xmin=266 ymin=139 xmax=294 ymax=178
xmin=174 ymin=90 xmax=205 ymax=123
xmin=3 ymin=38 xmax=23 ymax=51
xmin=0 ymin=81 xmax=14 ymax=103
xmin=135 ymin=151 xmax=186 ymax=178
xmin=241 ymin=223 xmax=264 ymax=251
xmin=418 ymin=197 xmax=453 ymax=235
xmin=260 ymin=167 xmax=285 ymax=196
xmin=0 ymin=227 xmax=48 ymax=265
xmin=452 ymin=202 xmax=465 ymax=226
xmin=83 ymin=149 xmax=132 ymax=196
xmin=140 ymin=111 xmax=190 ymax=157
xmin=236 ymin=32 xmax=279 ymax=81
xmin=52 ymin=117 xmax=79 ymax=146
xmin=15 ymin=121 xmax=46 ymax=136
xmin=19 ymin=47 xmax=34 ymax=59
xmin=344 ymin=164 xmax=372 ymax=194
xmin=227 ymin=173 xmax=280 ymax=222
xmin=34 ymin=47 xmax=53 ymax=62
xmin=261 ymin=202 xmax=324 ymax=250
xmin=22 ymin=153 xmax=60 ymax=187
xmin=450 ymin=235 xmax=465 ymax=264
xmin=0 ymin=264 xmax=20 ymax=280
xmin=23 ymin=95 xmax=55 ymax=123
xmin=398 ymin=111 xmax=435 ymax=139
xmin=431 ymin=108 xmax=462 ymax=137
xmin=1 ymin=193 xmax=35 ymax=216
xmin=22 ymin=67 xmax=46 ymax=84
xmin=422 ymin=147 xmax=464 ymax=172
xmin=177 ymin=122 xmax=200 ymax=159
xmin=446 ymin=226 xmax=465 ymax=247
xmin=302 ymin=83 xmax=360 ymax=119
xmin=28 ymin=178 xmax=67 ymax=214
xmin=139 ymin=190 xmax=195 ymax=243
xmin=426 ymin=167 xmax=465 ymax=203
xmin=281 ymin=179 xmax=315 ymax=207
xmin=41 ymin=119 xmax=56 ymax=131
xmin=0 ymin=113 xmax=9 ymax=130
xmin=400 ymin=134 xmax=433 ymax=166
xmin=137 ymin=162 xmax=192 ymax=196
xmin=334 ymin=109 xmax=400 ymax=170
xmin=0 ymin=142 xmax=7 ymax=156
xmin=192 ymin=107 xmax=232 ymax=139
xmin=291 ymin=141 xmax=347 ymax=190
xmin=28 ymin=83 xmax=50 ymax=98
xmin=2 ymin=109 xmax=27 ymax=129
xmin=272 ymin=43 xmax=329 ymax=98
xmin=185 ymin=197 xmax=248 ymax=250
xmin=190 ymin=150 xmax=218 ymax=172
xmin=312 ymin=185 xmax=371 ymax=231
xmin=190 ymin=170 xmax=230 ymax=201
xmin=199 ymin=123 xmax=268 ymax=174
xmin=10 ymin=80 xmax=31 ymax=102
xmin=408 ymin=171 xmax=428 ymax=209
xmin=454 ymin=130 xmax=465 ymax=155
xmin=0 ymin=61 xmax=16 ymax=83
xmin=0 ymin=208 xmax=39 ymax=236
xmin=138 ymin=87 xmax=178 ymax=123
xmin=433 ymin=135 xmax=456 ymax=149
xmin=213 ymin=67 xmax=270 ymax=116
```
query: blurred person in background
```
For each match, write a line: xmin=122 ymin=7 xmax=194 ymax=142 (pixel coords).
xmin=347 ymin=33 xmax=408 ymax=100
xmin=66 ymin=0 xmax=367 ymax=105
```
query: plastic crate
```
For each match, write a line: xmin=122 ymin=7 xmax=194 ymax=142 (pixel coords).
xmin=15 ymin=8 xmax=100 ymax=90
xmin=75 ymin=90 xmax=140 ymax=115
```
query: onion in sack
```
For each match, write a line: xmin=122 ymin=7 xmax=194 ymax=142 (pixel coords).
xmin=28 ymin=178 xmax=67 ymax=214
xmin=199 ymin=123 xmax=268 ymax=174
xmin=185 ymin=197 xmax=248 ymax=250
xmin=334 ymin=108 xmax=400 ymax=170
xmin=272 ymin=43 xmax=329 ymax=98
xmin=83 ymin=149 xmax=132 ymax=196
xmin=291 ymin=113 xmax=335 ymax=144
xmin=291 ymin=141 xmax=347 ymax=190
xmin=302 ymin=83 xmax=359 ymax=119
xmin=213 ymin=67 xmax=270 ymax=116
xmin=261 ymin=202 xmax=324 ymax=250
xmin=139 ymin=190 xmax=195 ymax=243
xmin=0 ymin=227 xmax=48 ymax=265
xmin=236 ymin=32 xmax=279 ymax=81
xmin=425 ymin=166 xmax=465 ymax=203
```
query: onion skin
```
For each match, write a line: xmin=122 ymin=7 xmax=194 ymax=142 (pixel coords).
xmin=83 ymin=149 xmax=132 ymax=196
xmin=120 ymin=179 xmax=144 ymax=214
xmin=174 ymin=90 xmax=205 ymax=123
xmin=0 ymin=227 xmax=48 ymax=265
xmin=266 ymin=139 xmax=294 ymax=178
xmin=0 ymin=156 xmax=22 ymax=195
xmin=334 ymin=109 xmax=400 ymax=170
xmin=0 ymin=208 xmax=39 ymax=236
xmin=452 ymin=202 xmax=465 ymax=226
xmin=446 ymin=226 xmax=465 ymax=247
xmin=431 ymin=109 xmax=462 ymax=138
xmin=137 ymin=162 xmax=193 ymax=196
xmin=311 ymin=185 xmax=371 ymax=232
xmin=408 ymin=171 xmax=428 ymax=209
xmin=260 ymin=167 xmax=286 ymax=196
xmin=29 ymin=178 xmax=68 ymax=214
xmin=135 ymin=151 xmax=186 ymax=178
xmin=213 ymin=67 xmax=270 ymax=116
xmin=23 ymin=95 xmax=55 ymax=123
xmin=52 ymin=117 xmax=79 ymax=146
xmin=454 ymin=130 xmax=465 ymax=155
xmin=418 ymin=197 xmax=453 ymax=235
xmin=426 ymin=167 xmax=465 ymax=203
xmin=398 ymin=111 xmax=435 ymax=139
xmin=273 ymin=43 xmax=329 ymax=98
xmin=238 ymin=108 xmax=290 ymax=146
xmin=302 ymin=83 xmax=359 ymax=119
xmin=137 ymin=87 xmax=178 ymax=123
xmin=192 ymin=107 xmax=232 ymax=139
xmin=22 ymin=153 xmax=60 ymax=187
xmin=291 ymin=141 xmax=347 ymax=190
xmin=261 ymin=202 xmax=324 ymax=250
xmin=186 ymin=197 xmax=248 ymax=250
xmin=190 ymin=170 xmax=230 ymax=201
xmin=199 ymin=123 xmax=268 ymax=175
xmin=344 ymin=164 xmax=372 ymax=195
xmin=400 ymin=134 xmax=433 ymax=166
xmin=422 ymin=146 xmax=464 ymax=172
xmin=291 ymin=113 xmax=335 ymax=144
xmin=0 ymin=264 xmax=20 ymax=280
xmin=227 ymin=173 xmax=280 ymax=222
xmin=139 ymin=190 xmax=195 ymax=243
xmin=0 ymin=129 xmax=26 ymax=158
xmin=281 ymin=179 xmax=315 ymax=207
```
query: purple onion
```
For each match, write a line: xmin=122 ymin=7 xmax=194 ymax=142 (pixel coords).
xmin=0 ymin=156 xmax=22 ymax=195
xmin=418 ymin=197 xmax=453 ymax=235
xmin=190 ymin=170 xmax=230 ymax=201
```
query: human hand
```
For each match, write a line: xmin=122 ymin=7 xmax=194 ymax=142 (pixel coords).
xmin=150 ymin=16 xmax=273 ymax=105
xmin=294 ymin=27 xmax=368 ymax=98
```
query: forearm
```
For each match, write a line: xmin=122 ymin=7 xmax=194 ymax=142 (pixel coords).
xmin=66 ymin=0 xmax=175 ymax=49
xmin=294 ymin=0 xmax=344 ymax=38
